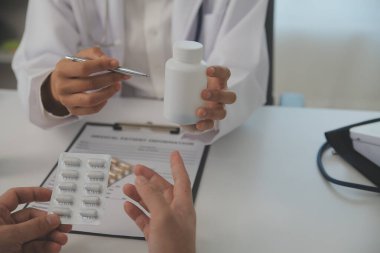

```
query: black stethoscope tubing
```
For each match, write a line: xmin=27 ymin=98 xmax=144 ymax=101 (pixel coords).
xmin=317 ymin=142 xmax=380 ymax=193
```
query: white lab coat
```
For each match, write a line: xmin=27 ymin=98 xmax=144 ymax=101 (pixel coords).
xmin=12 ymin=0 xmax=269 ymax=143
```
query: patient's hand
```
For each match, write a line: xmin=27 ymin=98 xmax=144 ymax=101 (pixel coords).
xmin=0 ymin=187 xmax=72 ymax=253
xmin=123 ymin=151 xmax=196 ymax=253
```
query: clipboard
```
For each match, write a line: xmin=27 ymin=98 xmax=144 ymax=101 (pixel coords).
xmin=33 ymin=122 xmax=210 ymax=239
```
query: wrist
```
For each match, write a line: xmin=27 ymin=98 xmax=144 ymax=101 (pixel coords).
xmin=41 ymin=74 xmax=70 ymax=116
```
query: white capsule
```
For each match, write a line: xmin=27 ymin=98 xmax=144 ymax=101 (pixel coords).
xmin=55 ymin=195 xmax=74 ymax=205
xmin=87 ymin=171 xmax=105 ymax=181
xmin=52 ymin=207 xmax=72 ymax=218
xmin=84 ymin=183 xmax=102 ymax=194
xmin=82 ymin=196 xmax=101 ymax=206
xmin=61 ymin=170 xmax=79 ymax=180
xmin=58 ymin=182 xmax=77 ymax=192
xmin=80 ymin=209 xmax=98 ymax=219
xmin=88 ymin=158 xmax=106 ymax=169
xmin=63 ymin=157 xmax=81 ymax=167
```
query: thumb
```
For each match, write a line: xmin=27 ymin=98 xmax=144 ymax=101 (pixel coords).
xmin=10 ymin=214 xmax=61 ymax=243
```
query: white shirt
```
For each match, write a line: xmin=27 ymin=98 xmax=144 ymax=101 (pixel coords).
xmin=13 ymin=0 xmax=269 ymax=144
xmin=123 ymin=0 xmax=173 ymax=99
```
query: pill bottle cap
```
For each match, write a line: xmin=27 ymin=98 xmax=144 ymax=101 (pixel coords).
xmin=173 ymin=41 xmax=203 ymax=64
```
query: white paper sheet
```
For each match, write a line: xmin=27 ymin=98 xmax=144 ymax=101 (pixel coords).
xmin=31 ymin=123 xmax=208 ymax=238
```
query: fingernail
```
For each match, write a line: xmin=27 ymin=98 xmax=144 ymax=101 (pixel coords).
xmin=110 ymin=60 xmax=119 ymax=68
xmin=199 ymin=109 xmax=207 ymax=117
xmin=209 ymin=67 xmax=215 ymax=75
xmin=204 ymin=91 xmax=212 ymax=99
xmin=136 ymin=175 xmax=148 ymax=185
xmin=46 ymin=214 xmax=60 ymax=225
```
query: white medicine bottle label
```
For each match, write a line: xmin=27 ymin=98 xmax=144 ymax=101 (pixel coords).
xmin=164 ymin=41 xmax=207 ymax=125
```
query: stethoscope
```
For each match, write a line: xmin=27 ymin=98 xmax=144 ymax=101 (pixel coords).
xmin=83 ymin=0 xmax=203 ymax=49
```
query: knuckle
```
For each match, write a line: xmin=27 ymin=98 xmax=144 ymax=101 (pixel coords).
xmin=0 ymin=203 xmax=10 ymax=217
xmin=220 ymin=109 xmax=227 ymax=119
xmin=84 ymin=95 xmax=97 ymax=106
xmin=78 ymin=95 xmax=90 ymax=106
xmin=211 ymin=90 xmax=221 ymax=100
xmin=94 ymin=103 xmax=105 ymax=113
xmin=111 ymin=84 xmax=120 ymax=93
xmin=59 ymin=97 xmax=70 ymax=107
xmin=91 ymin=47 xmax=101 ymax=55
xmin=82 ymin=79 xmax=95 ymax=90
xmin=36 ymin=217 xmax=49 ymax=232
xmin=68 ymin=107 xmax=77 ymax=115
xmin=6 ymin=226 xmax=22 ymax=244
xmin=225 ymin=68 xmax=231 ymax=79
xmin=5 ymin=187 xmax=16 ymax=196
xmin=157 ymin=210 xmax=173 ymax=224
xmin=225 ymin=91 xmax=236 ymax=104
xmin=85 ymin=47 xmax=103 ymax=58
xmin=55 ymin=61 xmax=65 ymax=72
xmin=77 ymin=64 xmax=90 ymax=76
xmin=207 ymin=120 xmax=215 ymax=129
xmin=231 ymin=92 xmax=237 ymax=103
xmin=112 ymin=74 xmax=122 ymax=82
xmin=99 ymin=60 xmax=109 ymax=70
xmin=55 ymin=84 xmax=65 ymax=94
xmin=89 ymin=101 xmax=106 ymax=114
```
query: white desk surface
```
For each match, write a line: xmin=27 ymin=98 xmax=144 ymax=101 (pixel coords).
xmin=0 ymin=89 xmax=379 ymax=253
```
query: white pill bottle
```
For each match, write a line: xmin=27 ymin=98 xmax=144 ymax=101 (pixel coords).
xmin=164 ymin=41 xmax=207 ymax=125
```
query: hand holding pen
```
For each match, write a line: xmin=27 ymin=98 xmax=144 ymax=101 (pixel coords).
xmin=41 ymin=47 xmax=148 ymax=117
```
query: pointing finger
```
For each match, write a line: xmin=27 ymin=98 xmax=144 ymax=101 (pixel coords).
xmin=170 ymin=151 xmax=193 ymax=204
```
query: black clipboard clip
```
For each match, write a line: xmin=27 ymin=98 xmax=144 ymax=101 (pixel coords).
xmin=113 ymin=122 xmax=180 ymax=134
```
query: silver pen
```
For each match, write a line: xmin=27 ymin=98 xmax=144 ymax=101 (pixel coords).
xmin=64 ymin=56 xmax=150 ymax=77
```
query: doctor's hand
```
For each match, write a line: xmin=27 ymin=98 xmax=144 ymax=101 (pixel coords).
xmin=195 ymin=66 xmax=236 ymax=131
xmin=0 ymin=187 xmax=72 ymax=253
xmin=41 ymin=47 xmax=129 ymax=116
xmin=123 ymin=151 xmax=196 ymax=253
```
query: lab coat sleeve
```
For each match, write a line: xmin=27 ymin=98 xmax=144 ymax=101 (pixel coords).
xmin=12 ymin=0 xmax=80 ymax=129
xmin=193 ymin=0 xmax=269 ymax=144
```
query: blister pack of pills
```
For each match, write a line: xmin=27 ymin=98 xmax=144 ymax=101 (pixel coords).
xmin=108 ymin=157 xmax=133 ymax=186
xmin=48 ymin=152 xmax=111 ymax=225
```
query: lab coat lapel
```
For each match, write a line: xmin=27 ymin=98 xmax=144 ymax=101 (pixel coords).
xmin=98 ymin=0 xmax=125 ymax=63
xmin=172 ymin=0 xmax=203 ymax=42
